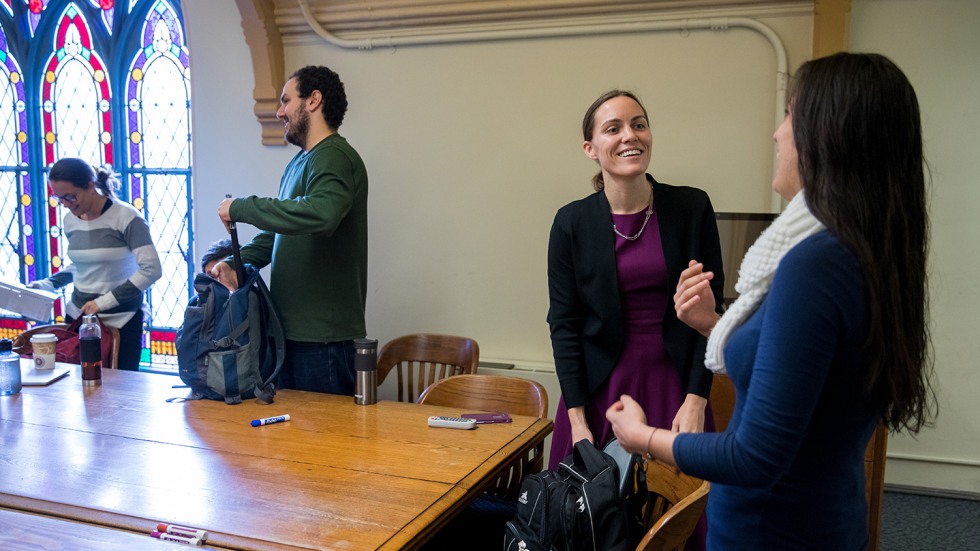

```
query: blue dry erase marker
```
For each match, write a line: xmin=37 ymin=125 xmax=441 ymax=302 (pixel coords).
xmin=250 ymin=414 xmax=290 ymax=427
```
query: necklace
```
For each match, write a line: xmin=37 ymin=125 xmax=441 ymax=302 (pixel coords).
xmin=612 ymin=189 xmax=654 ymax=241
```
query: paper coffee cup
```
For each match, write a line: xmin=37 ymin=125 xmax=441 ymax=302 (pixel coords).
xmin=30 ymin=333 xmax=58 ymax=370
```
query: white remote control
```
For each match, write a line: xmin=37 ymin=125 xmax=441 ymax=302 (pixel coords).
xmin=427 ymin=416 xmax=478 ymax=430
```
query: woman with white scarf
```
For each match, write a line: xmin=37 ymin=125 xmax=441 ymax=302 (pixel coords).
xmin=607 ymin=53 xmax=935 ymax=550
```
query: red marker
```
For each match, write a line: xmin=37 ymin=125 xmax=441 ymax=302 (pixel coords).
xmin=156 ymin=522 xmax=208 ymax=542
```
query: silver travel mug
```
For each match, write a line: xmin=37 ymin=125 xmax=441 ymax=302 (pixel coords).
xmin=354 ymin=338 xmax=378 ymax=405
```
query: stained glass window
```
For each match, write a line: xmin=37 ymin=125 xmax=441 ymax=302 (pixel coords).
xmin=0 ymin=0 xmax=192 ymax=372
xmin=0 ymin=24 xmax=30 ymax=286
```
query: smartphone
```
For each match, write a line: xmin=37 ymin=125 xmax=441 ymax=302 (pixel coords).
xmin=461 ymin=412 xmax=512 ymax=424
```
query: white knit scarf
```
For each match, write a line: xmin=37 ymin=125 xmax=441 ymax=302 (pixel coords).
xmin=705 ymin=192 xmax=826 ymax=374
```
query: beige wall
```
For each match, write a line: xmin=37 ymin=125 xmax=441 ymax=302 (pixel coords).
xmin=849 ymin=0 xmax=980 ymax=493
xmin=185 ymin=0 xmax=980 ymax=492
xmin=188 ymin=0 xmax=812 ymax=362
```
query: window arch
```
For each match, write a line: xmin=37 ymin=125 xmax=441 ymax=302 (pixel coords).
xmin=0 ymin=0 xmax=192 ymax=371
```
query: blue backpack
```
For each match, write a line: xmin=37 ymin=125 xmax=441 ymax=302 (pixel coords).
xmin=176 ymin=265 xmax=285 ymax=404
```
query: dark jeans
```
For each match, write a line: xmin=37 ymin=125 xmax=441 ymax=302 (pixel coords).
xmin=67 ymin=309 xmax=143 ymax=371
xmin=279 ymin=339 xmax=356 ymax=395
xmin=115 ymin=309 xmax=144 ymax=371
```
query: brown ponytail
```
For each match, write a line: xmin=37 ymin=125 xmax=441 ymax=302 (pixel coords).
xmin=94 ymin=165 xmax=119 ymax=199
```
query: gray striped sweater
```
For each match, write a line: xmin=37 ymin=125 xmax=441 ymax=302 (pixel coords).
xmin=41 ymin=199 xmax=162 ymax=328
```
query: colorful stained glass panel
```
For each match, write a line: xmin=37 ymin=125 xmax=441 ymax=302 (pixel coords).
xmin=0 ymin=25 xmax=34 ymax=298
xmin=1 ymin=0 xmax=191 ymax=370
xmin=127 ymin=0 xmax=191 ymax=370
xmin=28 ymin=0 xmax=51 ymax=37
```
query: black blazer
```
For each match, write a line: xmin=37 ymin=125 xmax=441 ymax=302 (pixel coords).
xmin=547 ymin=175 xmax=725 ymax=409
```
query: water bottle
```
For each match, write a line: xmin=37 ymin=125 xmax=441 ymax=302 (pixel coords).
xmin=79 ymin=314 xmax=102 ymax=387
xmin=353 ymin=338 xmax=378 ymax=405
xmin=0 ymin=338 xmax=21 ymax=396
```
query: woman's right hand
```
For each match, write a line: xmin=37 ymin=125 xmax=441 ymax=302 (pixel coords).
xmin=674 ymin=259 xmax=721 ymax=337
xmin=606 ymin=395 xmax=650 ymax=455
xmin=568 ymin=406 xmax=594 ymax=445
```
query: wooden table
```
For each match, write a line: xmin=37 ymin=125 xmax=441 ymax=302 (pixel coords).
xmin=0 ymin=367 xmax=552 ymax=550
xmin=0 ymin=507 xmax=185 ymax=550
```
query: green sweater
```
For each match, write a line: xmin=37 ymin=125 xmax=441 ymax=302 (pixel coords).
xmin=230 ymin=134 xmax=368 ymax=342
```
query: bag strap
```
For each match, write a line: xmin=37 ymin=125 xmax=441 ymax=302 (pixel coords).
xmin=197 ymin=283 xmax=217 ymax=354
xmin=210 ymin=316 xmax=250 ymax=350
xmin=210 ymin=276 xmax=250 ymax=351
xmin=251 ymin=267 xmax=286 ymax=405
xmin=218 ymin=276 xmax=252 ymax=405
xmin=227 ymin=199 xmax=247 ymax=286
xmin=560 ymin=440 xmax=616 ymax=481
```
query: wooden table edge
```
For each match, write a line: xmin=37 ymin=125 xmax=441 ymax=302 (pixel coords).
xmin=0 ymin=495 xmax=312 ymax=551
xmin=379 ymin=417 xmax=554 ymax=550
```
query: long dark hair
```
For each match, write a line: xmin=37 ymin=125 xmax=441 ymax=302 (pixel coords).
xmin=48 ymin=157 xmax=119 ymax=199
xmin=581 ymin=90 xmax=649 ymax=191
xmin=792 ymin=52 xmax=935 ymax=433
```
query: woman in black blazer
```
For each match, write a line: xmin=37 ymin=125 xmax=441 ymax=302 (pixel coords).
xmin=547 ymin=90 xmax=725 ymax=471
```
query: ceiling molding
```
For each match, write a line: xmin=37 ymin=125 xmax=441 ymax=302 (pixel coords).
xmin=236 ymin=0 xmax=287 ymax=146
xmin=273 ymin=0 xmax=809 ymax=37
xmin=234 ymin=1 xmax=818 ymax=145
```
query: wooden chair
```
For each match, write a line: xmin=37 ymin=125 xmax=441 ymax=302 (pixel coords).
xmin=103 ymin=325 xmax=121 ymax=370
xmin=13 ymin=323 xmax=121 ymax=370
xmin=865 ymin=423 xmax=888 ymax=551
xmin=418 ymin=374 xmax=548 ymax=498
xmin=635 ymin=459 xmax=710 ymax=551
xmin=709 ymin=372 xmax=736 ymax=432
xmin=377 ymin=333 xmax=479 ymax=402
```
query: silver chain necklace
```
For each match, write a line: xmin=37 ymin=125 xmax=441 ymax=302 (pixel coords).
xmin=612 ymin=190 xmax=654 ymax=241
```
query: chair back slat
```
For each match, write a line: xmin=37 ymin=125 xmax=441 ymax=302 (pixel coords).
xmin=635 ymin=459 xmax=709 ymax=551
xmin=710 ymin=373 xmax=735 ymax=432
xmin=377 ymin=334 xmax=480 ymax=403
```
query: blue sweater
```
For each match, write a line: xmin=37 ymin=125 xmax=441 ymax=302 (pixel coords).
xmin=674 ymin=231 xmax=877 ymax=550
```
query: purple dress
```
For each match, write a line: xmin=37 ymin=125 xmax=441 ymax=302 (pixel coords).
xmin=549 ymin=205 xmax=711 ymax=549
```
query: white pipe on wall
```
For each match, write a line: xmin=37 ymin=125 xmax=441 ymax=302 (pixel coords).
xmin=296 ymin=0 xmax=788 ymax=212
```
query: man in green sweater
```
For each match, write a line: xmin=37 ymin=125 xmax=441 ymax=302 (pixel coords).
xmin=214 ymin=65 xmax=367 ymax=395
